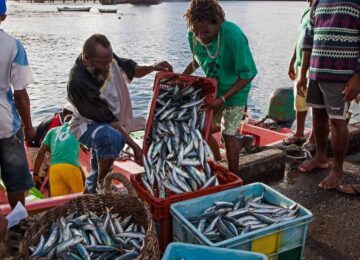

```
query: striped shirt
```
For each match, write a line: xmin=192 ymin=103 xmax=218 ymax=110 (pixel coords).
xmin=303 ymin=0 xmax=360 ymax=82
xmin=0 ymin=29 xmax=33 ymax=139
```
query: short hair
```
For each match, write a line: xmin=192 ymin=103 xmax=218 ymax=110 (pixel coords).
xmin=184 ymin=0 xmax=225 ymax=29
xmin=82 ymin=34 xmax=111 ymax=58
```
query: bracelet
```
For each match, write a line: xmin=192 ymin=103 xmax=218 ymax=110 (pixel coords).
xmin=220 ymin=96 xmax=226 ymax=103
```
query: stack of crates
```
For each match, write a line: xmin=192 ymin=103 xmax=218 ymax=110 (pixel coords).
xmin=131 ymin=72 xmax=244 ymax=251
xmin=170 ymin=183 xmax=313 ymax=260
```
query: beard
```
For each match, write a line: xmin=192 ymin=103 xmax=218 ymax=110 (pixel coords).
xmin=86 ymin=66 xmax=109 ymax=81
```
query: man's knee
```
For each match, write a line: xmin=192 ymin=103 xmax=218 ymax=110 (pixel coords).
xmin=95 ymin=126 xmax=125 ymax=157
xmin=312 ymin=108 xmax=328 ymax=122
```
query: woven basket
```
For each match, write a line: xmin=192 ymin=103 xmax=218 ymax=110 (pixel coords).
xmin=18 ymin=172 xmax=160 ymax=259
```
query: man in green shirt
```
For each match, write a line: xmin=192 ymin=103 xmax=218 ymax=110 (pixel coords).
xmin=183 ymin=0 xmax=257 ymax=174
xmin=33 ymin=118 xmax=84 ymax=197
xmin=284 ymin=0 xmax=315 ymax=149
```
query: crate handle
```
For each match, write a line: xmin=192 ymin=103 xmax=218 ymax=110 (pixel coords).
xmin=103 ymin=172 xmax=137 ymax=197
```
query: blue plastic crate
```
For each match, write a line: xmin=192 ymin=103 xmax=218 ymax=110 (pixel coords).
xmin=170 ymin=183 xmax=313 ymax=260
xmin=162 ymin=242 xmax=267 ymax=260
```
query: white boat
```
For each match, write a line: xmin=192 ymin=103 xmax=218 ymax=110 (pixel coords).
xmin=57 ymin=7 xmax=91 ymax=12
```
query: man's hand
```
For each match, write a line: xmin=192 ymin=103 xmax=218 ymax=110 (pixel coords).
xmin=296 ymin=77 xmax=307 ymax=97
xmin=0 ymin=213 xmax=8 ymax=242
xmin=32 ymin=174 xmax=43 ymax=187
xmin=24 ymin=126 xmax=35 ymax=141
xmin=207 ymin=97 xmax=224 ymax=111
xmin=288 ymin=63 xmax=296 ymax=81
xmin=342 ymin=74 xmax=360 ymax=102
xmin=133 ymin=145 xmax=143 ymax=166
xmin=153 ymin=61 xmax=173 ymax=72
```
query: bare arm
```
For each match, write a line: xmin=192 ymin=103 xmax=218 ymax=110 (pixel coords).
xmin=14 ymin=89 xmax=34 ymax=140
xmin=223 ymin=77 xmax=253 ymax=101
xmin=342 ymin=73 xmax=360 ymax=102
xmin=182 ymin=59 xmax=199 ymax=75
xmin=210 ymin=77 xmax=254 ymax=110
xmin=288 ymin=45 xmax=297 ymax=80
xmin=110 ymin=122 xmax=142 ymax=165
xmin=296 ymin=50 xmax=311 ymax=97
xmin=0 ymin=211 xmax=7 ymax=242
xmin=33 ymin=144 xmax=50 ymax=176
xmin=134 ymin=61 xmax=173 ymax=78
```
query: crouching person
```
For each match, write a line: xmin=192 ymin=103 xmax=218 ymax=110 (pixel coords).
xmin=67 ymin=34 xmax=173 ymax=193
xmin=33 ymin=117 xmax=84 ymax=197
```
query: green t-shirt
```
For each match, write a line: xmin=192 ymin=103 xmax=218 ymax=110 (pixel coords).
xmin=43 ymin=123 xmax=80 ymax=167
xmin=296 ymin=7 xmax=311 ymax=67
xmin=188 ymin=21 xmax=257 ymax=107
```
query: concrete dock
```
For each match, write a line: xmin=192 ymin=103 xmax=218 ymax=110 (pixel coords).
xmin=269 ymin=155 xmax=360 ymax=260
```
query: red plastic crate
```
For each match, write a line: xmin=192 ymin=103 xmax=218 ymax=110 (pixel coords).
xmin=131 ymin=161 xmax=243 ymax=251
xmin=142 ymin=71 xmax=217 ymax=156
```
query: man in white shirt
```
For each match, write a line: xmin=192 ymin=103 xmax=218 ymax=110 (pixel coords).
xmin=0 ymin=0 xmax=35 ymax=209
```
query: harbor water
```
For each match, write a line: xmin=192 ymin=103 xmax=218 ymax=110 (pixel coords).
xmin=4 ymin=1 xmax=307 ymax=125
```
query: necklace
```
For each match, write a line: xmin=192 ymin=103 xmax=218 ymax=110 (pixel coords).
xmin=200 ymin=31 xmax=221 ymax=59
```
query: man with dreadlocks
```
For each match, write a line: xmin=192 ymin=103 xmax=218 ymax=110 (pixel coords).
xmin=183 ymin=0 xmax=257 ymax=174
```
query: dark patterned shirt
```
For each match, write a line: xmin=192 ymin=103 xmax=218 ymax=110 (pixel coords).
xmin=303 ymin=0 xmax=360 ymax=82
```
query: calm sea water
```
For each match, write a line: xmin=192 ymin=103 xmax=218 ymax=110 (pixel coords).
xmin=3 ymin=1 xmax=307 ymax=125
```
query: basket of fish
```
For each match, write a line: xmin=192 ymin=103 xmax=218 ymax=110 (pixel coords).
xmin=171 ymin=183 xmax=313 ymax=260
xmin=162 ymin=242 xmax=267 ymax=260
xmin=131 ymin=72 xmax=243 ymax=251
xmin=19 ymin=172 xmax=159 ymax=260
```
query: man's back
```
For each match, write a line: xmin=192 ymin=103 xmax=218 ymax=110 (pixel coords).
xmin=43 ymin=123 xmax=80 ymax=167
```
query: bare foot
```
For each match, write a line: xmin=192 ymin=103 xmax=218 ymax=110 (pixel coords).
xmin=298 ymin=158 xmax=328 ymax=173
xmin=319 ymin=171 xmax=345 ymax=189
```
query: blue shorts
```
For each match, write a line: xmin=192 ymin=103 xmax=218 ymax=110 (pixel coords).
xmin=79 ymin=123 xmax=125 ymax=193
xmin=0 ymin=130 xmax=34 ymax=194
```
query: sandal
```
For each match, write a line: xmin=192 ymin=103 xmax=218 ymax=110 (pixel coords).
xmin=336 ymin=184 xmax=360 ymax=196
xmin=283 ymin=135 xmax=306 ymax=146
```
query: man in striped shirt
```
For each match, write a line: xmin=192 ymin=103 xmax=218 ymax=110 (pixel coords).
xmin=297 ymin=0 xmax=360 ymax=189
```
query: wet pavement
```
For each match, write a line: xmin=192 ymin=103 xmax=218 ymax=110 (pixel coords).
xmin=268 ymin=154 xmax=360 ymax=260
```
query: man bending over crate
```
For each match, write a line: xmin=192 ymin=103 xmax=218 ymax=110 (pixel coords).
xmin=67 ymin=34 xmax=173 ymax=193
xmin=183 ymin=0 xmax=257 ymax=174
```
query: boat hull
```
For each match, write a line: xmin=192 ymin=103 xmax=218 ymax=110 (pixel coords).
xmin=57 ymin=7 xmax=91 ymax=12
xmin=98 ymin=9 xmax=118 ymax=13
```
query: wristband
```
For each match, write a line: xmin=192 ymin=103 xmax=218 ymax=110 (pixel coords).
xmin=220 ymin=96 xmax=226 ymax=103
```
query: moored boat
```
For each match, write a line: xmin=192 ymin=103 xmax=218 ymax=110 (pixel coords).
xmin=129 ymin=0 xmax=161 ymax=5
xmin=57 ymin=7 xmax=91 ymax=12
xmin=98 ymin=8 xmax=118 ymax=13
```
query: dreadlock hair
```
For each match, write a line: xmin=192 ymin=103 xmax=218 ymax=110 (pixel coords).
xmin=184 ymin=0 xmax=225 ymax=29
xmin=83 ymin=34 xmax=111 ymax=59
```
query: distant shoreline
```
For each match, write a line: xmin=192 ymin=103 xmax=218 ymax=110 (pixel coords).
xmin=163 ymin=0 xmax=304 ymax=1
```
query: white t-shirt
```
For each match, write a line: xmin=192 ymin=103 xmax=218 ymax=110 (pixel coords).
xmin=0 ymin=29 xmax=33 ymax=139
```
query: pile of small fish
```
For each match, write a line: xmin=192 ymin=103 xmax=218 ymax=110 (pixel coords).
xmin=141 ymin=85 xmax=218 ymax=198
xmin=28 ymin=210 xmax=145 ymax=260
xmin=187 ymin=193 xmax=300 ymax=243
